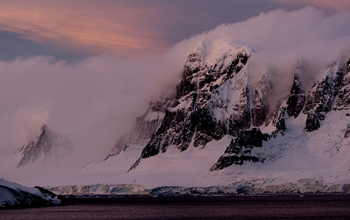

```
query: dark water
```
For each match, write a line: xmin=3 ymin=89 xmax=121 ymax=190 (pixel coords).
xmin=1 ymin=194 xmax=350 ymax=220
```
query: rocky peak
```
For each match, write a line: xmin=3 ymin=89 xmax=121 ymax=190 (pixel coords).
xmin=128 ymin=45 xmax=255 ymax=171
xmin=176 ymin=45 xmax=251 ymax=99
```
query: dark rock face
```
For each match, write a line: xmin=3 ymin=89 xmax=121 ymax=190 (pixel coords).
xmin=303 ymin=62 xmax=346 ymax=132
xmin=334 ymin=59 xmax=350 ymax=110
xmin=287 ymin=73 xmax=306 ymax=118
xmin=16 ymin=125 xmax=72 ymax=168
xmin=106 ymin=97 xmax=174 ymax=159
xmin=344 ymin=124 xmax=350 ymax=139
xmin=303 ymin=62 xmax=345 ymax=113
xmin=305 ymin=110 xmax=321 ymax=132
xmin=274 ymin=105 xmax=287 ymax=133
xmin=210 ymin=128 xmax=268 ymax=171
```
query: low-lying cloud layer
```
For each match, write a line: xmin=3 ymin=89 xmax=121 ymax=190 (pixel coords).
xmin=0 ymin=54 xmax=184 ymax=163
xmin=1 ymin=7 xmax=350 ymax=179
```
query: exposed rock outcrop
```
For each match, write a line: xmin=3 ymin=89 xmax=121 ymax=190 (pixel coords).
xmin=210 ymin=127 xmax=268 ymax=171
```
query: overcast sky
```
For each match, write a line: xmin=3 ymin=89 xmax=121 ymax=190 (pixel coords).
xmin=1 ymin=0 xmax=349 ymax=61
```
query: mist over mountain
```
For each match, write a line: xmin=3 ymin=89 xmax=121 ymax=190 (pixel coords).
xmin=1 ymin=7 xmax=350 ymax=192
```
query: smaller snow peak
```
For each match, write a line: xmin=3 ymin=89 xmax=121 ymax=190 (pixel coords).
xmin=187 ymin=40 xmax=254 ymax=71
xmin=178 ymin=43 xmax=253 ymax=101
xmin=16 ymin=125 xmax=72 ymax=168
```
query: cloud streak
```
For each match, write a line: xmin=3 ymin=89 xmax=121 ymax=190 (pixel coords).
xmin=0 ymin=1 xmax=169 ymax=58
xmin=269 ymin=0 xmax=350 ymax=11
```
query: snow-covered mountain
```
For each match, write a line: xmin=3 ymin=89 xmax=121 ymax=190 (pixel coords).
xmin=6 ymin=39 xmax=350 ymax=195
xmin=77 ymin=39 xmax=350 ymax=193
xmin=115 ymin=41 xmax=349 ymax=174
xmin=15 ymin=124 xmax=73 ymax=168
xmin=0 ymin=124 xmax=75 ymax=182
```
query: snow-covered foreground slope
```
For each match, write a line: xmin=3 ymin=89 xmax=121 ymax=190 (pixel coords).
xmin=0 ymin=179 xmax=61 ymax=208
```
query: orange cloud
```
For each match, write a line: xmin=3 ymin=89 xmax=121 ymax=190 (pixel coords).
xmin=269 ymin=0 xmax=350 ymax=11
xmin=0 ymin=1 xmax=169 ymax=58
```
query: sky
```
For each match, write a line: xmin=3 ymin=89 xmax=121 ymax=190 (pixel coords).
xmin=1 ymin=0 xmax=350 ymax=176
xmin=1 ymin=0 xmax=349 ymax=60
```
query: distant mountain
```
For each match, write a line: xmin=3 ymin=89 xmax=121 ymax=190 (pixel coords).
xmin=15 ymin=124 xmax=72 ymax=168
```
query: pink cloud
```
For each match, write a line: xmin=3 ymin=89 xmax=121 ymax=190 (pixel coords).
xmin=0 ymin=1 xmax=169 ymax=58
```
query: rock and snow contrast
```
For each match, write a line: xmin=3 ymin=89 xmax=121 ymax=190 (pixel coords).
xmin=15 ymin=124 xmax=73 ymax=168
xmin=0 ymin=179 xmax=61 ymax=209
xmin=22 ymin=41 xmax=350 ymax=195
xmin=1 ymin=7 xmax=350 ymax=195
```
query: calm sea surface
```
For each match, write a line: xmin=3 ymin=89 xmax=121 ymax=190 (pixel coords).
xmin=1 ymin=194 xmax=350 ymax=220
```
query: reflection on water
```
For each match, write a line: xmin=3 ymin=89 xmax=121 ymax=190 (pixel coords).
xmin=1 ymin=195 xmax=350 ymax=220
